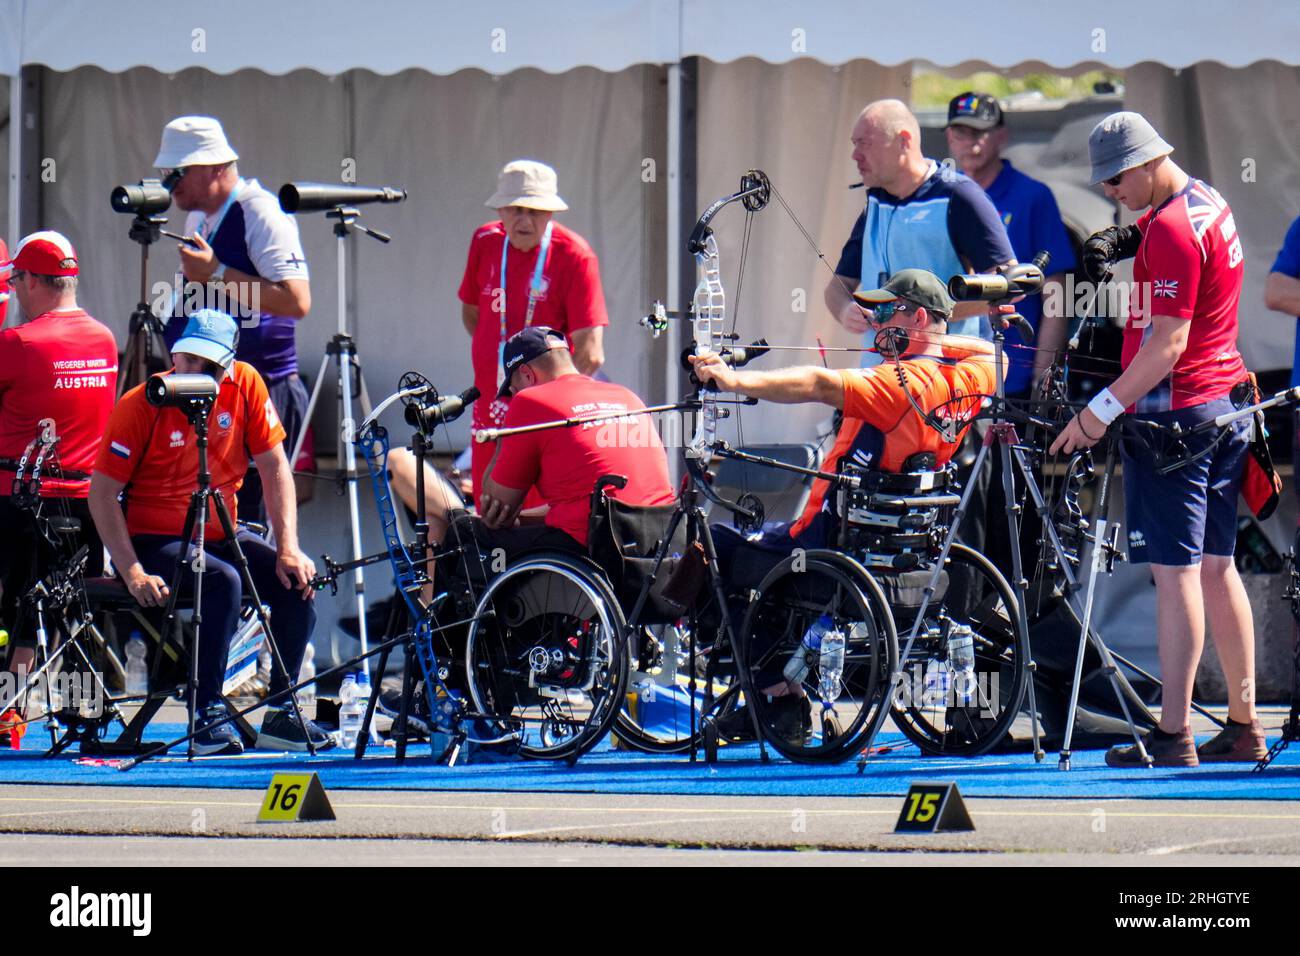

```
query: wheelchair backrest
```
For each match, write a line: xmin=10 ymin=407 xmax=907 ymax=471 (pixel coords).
xmin=835 ymin=464 xmax=959 ymax=571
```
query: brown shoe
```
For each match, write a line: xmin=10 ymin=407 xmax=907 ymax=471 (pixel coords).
xmin=1196 ymin=718 xmax=1268 ymax=762
xmin=1105 ymin=726 xmax=1199 ymax=768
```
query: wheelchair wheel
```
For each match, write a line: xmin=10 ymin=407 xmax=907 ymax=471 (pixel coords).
xmin=890 ymin=543 xmax=1029 ymax=757
xmin=739 ymin=551 xmax=897 ymax=764
xmin=464 ymin=555 xmax=629 ymax=761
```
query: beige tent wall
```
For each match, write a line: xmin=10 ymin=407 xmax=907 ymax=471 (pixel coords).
xmin=34 ymin=65 xmax=663 ymax=655
xmin=696 ymin=57 xmax=911 ymax=447
xmin=1126 ymin=61 xmax=1300 ymax=371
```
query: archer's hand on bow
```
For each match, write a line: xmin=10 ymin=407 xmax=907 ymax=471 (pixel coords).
xmin=1050 ymin=407 xmax=1107 ymax=456
xmin=688 ymin=349 xmax=741 ymax=392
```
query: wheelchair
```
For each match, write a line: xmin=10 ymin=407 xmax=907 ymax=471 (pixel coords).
xmin=830 ymin=455 xmax=1031 ymax=757
xmin=430 ymin=515 xmax=630 ymax=763
xmin=585 ymin=472 xmax=900 ymax=765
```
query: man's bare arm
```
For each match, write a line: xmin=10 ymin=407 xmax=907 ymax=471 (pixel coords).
xmin=462 ymin=303 xmax=479 ymax=337
xmin=570 ymin=326 xmax=605 ymax=375
xmin=88 ymin=472 xmax=169 ymax=606
xmin=1264 ymin=272 xmax=1300 ymax=316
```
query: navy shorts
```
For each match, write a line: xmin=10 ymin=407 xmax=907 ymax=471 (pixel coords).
xmin=1120 ymin=398 xmax=1250 ymax=566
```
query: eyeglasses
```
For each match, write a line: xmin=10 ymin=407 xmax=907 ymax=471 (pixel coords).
xmin=5 ymin=270 xmax=25 ymax=288
xmin=1103 ymin=171 xmax=1126 ymax=187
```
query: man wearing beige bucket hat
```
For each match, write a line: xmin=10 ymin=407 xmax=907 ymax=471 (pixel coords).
xmin=456 ymin=159 xmax=609 ymax=506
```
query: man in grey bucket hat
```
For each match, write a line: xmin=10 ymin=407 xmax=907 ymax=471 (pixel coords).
xmin=1052 ymin=111 xmax=1263 ymax=769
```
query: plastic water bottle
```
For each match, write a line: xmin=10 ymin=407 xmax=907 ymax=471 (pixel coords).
xmin=125 ymin=633 xmax=149 ymax=696
xmin=948 ymin=623 xmax=976 ymax=706
xmin=783 ymin=614 xmax=833 ymax=685
xmin=339 ymin=674 xmax=363 ymax=749
xmin=817 ymin=627 xmax=846 ymax=703
xmin=296 ymin=643 xmax=316 ymax=709
xmin=923 ymin=659 xmax=951 ymax=706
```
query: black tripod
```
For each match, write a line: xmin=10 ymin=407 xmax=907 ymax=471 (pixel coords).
xmin=118 ymin=213 xmax=172 ymax=397
xmin=158 ymin=396 xmax=316 ymax=759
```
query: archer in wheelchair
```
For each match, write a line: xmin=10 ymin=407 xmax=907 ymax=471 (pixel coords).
xmin=87 ymin=311 xmax=328 ymax=756
xmin=689 ymin=268 xmax=1031 ymax=759
xmin=381 ymin=327 xmax=676 ymax=760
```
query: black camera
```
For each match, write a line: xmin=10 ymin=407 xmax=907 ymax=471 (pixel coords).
xmin=146 ymin=373 xmax=219 ymax=411
xmin=110 ymin=168 xmax=185 ymax=216
xmin=948 ymin=251 xmax=1051 ymax=302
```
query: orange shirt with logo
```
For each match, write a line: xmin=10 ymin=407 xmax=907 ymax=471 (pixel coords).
xmin=93 ymin=362 xmax=285 ymax=540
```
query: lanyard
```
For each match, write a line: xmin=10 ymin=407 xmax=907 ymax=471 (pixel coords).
xmin=200 ymin=178 xmax=243 ymax=241
xmin=497 ymin=220 xmax=553 ymax=388
xmin=499 ymin=220 xmax=553 ymax=342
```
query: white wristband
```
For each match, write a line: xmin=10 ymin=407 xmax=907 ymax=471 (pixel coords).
xmin=209 ymin=262 xmax=227 ymax=283
xmin=1087 ymin=387 xmax=1124 ymax=426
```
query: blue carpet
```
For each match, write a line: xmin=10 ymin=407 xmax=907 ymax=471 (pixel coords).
xmin=2 ymin=722 xmax=1298 ymax=800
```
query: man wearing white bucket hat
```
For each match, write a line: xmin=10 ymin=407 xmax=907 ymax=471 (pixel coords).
xmin=153 ymin=116 xmax=313 ymax=522
xmin=456 ymin=159 xmax=609 ymax=507
xmin=1051 ymin=111 xmax=1262 ymax=769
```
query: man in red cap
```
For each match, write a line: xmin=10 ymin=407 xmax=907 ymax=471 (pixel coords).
xmin=0 ymin=231 xmax=118 ymax=683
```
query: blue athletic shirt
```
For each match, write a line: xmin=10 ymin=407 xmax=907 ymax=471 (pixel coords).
xmin=982 ymin=160 xmax=1077 ymax=395
xmin=165 ymin=178 xmax=310 ymax=383
xmin=835 ymin=160 xmax=1015 ymax=348
xmin=1270 ymin=215 xmax=1300 ymax=389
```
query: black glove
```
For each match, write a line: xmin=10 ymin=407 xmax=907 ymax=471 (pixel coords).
xmin=1082 ymin=224 xmax=1142 ymax=282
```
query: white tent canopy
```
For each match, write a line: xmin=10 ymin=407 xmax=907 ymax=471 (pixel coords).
xmin=3 ymin=0 xmax=1299 ymax=78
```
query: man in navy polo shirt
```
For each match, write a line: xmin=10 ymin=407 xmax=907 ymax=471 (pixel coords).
xmin=946 ymin=92 xmax=1076 ymax=397
xmin=155 ymin=116 xmax=312 ymax=521
xmin=825 ymin=99 xmax=1016 ymax=351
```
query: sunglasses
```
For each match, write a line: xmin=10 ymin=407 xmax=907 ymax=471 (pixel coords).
xmin=1103 ymin=170 xmax=1126 ymax=187
xmin=866 ymin=300 xmax=911 ymax=323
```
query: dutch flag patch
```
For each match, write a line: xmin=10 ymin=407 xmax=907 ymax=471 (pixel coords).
xmin=110 ymin=441 xmax=131 ymax=460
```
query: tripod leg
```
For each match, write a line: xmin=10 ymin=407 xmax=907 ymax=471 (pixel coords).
xmin=999 ymin=442 xmax=1043 ymax=763
xmin=696 ymin=513 xmax=769 ymax=764
xmin=898 ymin=442 xmax=991 ymax=667
xmin=210 ymin=492 xmax=317 ymax=757
xmin=290 ymin=351 xmax=332 ymax=468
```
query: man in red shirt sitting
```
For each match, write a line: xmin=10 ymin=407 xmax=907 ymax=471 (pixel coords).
xmin=0 ymin=232 xmax=117 ymax=684
xmin=434 ymin=326 xmax=674 ymax=563
xmin=88 ymin=310 xmax=328 ymax=755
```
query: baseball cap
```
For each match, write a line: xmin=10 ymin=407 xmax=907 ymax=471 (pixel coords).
xmin=854 ymin=269 xmax=954 ymax=318
xmin=4 ymin=231 xmax=79 ymax=277
xmin=172 ymin=309 xmax=240 ymax=369
xmin=498 ymin=326 xmax=568 ymax=398
xmin=485 ymin=160 xmax=569 ymax=212
xmin=947 ymin=92 xmax=1003 ymax=131
xmin=154 ymin=116 xmax=239 ymax=169
xmin=1088 ymin=111 xmax=1173 ymax=185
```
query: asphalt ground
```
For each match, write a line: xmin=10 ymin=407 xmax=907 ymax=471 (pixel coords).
xmin=1 ymin=783 xmax=1298 ymax=864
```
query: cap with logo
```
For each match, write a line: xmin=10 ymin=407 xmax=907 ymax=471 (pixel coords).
xmin=172 ymin=309 xmax=240 ymax=369
xmin=485 ymin=160 xmax=569 ymax=212
xmin=154 ymin=116 xmax=240 ymax=169
xmin=1088 ymin=111 xmax=1173 ymax=185
xmin=498 ymin=326 xmax=569 ymax=398
xmin=3 ymin=231 xmax=79 ymax=277
xmin=853 ymin=268 xmax=954 ymax=318
xmin=947 ymin=92 xmax=1004 ymax=131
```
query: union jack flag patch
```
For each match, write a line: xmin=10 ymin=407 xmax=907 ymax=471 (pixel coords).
xmin=1153 ymin=279 xmax=1179 ymax=298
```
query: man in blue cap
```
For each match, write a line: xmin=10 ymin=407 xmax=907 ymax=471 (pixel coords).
xmin=1053 ymin=111 xmax=1262 ymax=768
xmin=89 ymin=309 xmax=330 ymax=755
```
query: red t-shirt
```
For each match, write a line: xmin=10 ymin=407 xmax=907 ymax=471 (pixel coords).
xmin=93 ymin=362 xmax=286 ymax=540
xmin=0 ymin=310 xmax=118 ymax=498
xmin=458 ymin=220 xmax=609 ymax=501
xmin=488 ymin=374 xmax=675 ymax=545
xmin=1123 ymin=179 xmax=1246 ymax=412
xmin=791 ymin=352 xmax=995 ymax=539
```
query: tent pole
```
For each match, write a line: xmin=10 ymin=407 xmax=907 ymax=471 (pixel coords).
xmin=7 ymin=71 xmax=18 ymax=267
